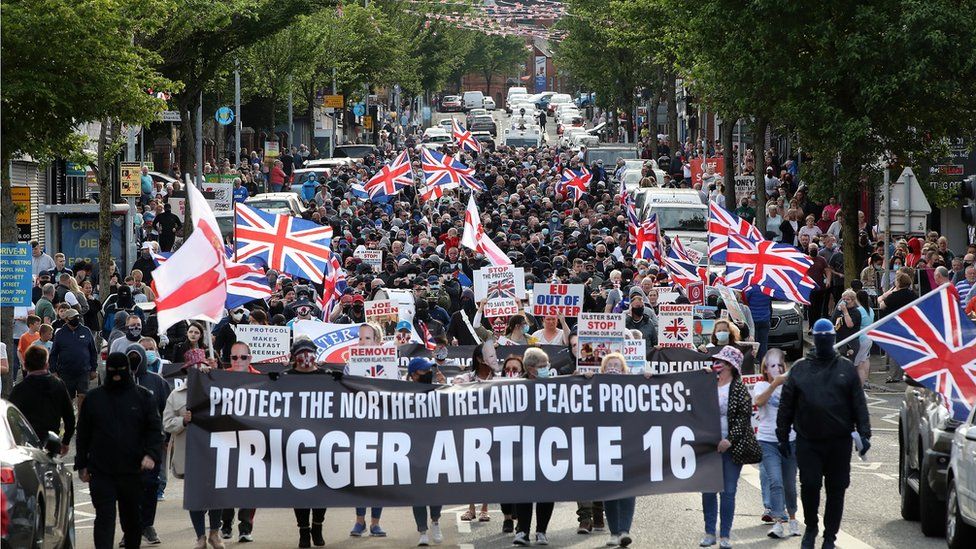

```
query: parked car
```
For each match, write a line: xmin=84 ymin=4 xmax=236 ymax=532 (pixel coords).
xmin=332 ymin=144 xmax=377 ymax=159
xmin=438 ymin=119 xmax=454 ymax=132
xmin=246 ymin=192 xmax=305 ymax=216
xmin=946 ymin=404 xmax=976 ymax=548
xmin=0 ymin=400 xmax=75 ymax=549
xmin=900 ymin=381 xmax=960 ymax=536
xmin=483 ymin=97 xmax=496 ymax=111
xmin=471 ymin=131 xmax=496 ymax=152
xmin=768 ymin=301 xmax=803 ymax=358
xmin=547 ymin=93 xmax=574 ymax=115
xmin=469 ymin=115 xmax=497 ymax=137
xmin=506 ymin=87 xmax=528 ymax=113
xmin=462 ymin=91 xmax=485 ymax=111
xmin=440 ymin=95 xmax=462 ymax=112
xmin=465 ymin=108 xmax=488 ymax=127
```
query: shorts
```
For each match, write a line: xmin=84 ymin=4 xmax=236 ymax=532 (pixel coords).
xmin=61 ymin=371 xmax=91 ymax=396
xmin=853 ymin=340 xmax=872 ymax=365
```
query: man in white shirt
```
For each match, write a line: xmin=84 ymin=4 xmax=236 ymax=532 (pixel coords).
xmin=764 ymin=167 xmax=781 ymax=198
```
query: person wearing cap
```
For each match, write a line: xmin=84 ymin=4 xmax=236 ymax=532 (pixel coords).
xmin=699 ymin=345 xmax=758 ymax=549
xmin=49 ymin=306 xmax=98 ymax=410
xmin=776 ymin=318 xmax=871 ymax=549
xmin=131 ymin=241 xmax=158 ymax=285
xmin=404 ymin=358 xmax=446 ymax=547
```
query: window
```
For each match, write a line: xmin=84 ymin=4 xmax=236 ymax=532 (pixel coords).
xmin=7 ymin=407 xmax=40 ymax=448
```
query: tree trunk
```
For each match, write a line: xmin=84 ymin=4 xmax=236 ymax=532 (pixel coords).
xmin=484 ymin=70 xmax=493 ymax=98
xmin=754 ymin=117 xmax=768 ymax=232
xmin=178 ymin=98 xmax=196 ymax=238
xmin=1 ymin=149 xmax=17 ymax=396
xmin=839 ymin=156 xmax=863 ymax=283
xmin=97 ymin=119 xmax=118 ymax=298
xmin=722 ymin=117 xmax=735 ymax=208
xmin=666 ymin=70 xmax=678 ymax=157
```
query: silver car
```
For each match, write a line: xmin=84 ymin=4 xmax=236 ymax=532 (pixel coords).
xmin=0 ymin=400 xmax=75 ymax=549
xmin=946 ymin=403 xmax=976 ymax=548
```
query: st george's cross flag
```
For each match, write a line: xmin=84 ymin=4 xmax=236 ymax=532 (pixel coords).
xmin=863 ymin=284 xmax=976 ymax=421
xmin=451 ymin=118 xmax=482 ymax=154
xmin=421 ymin=147 xmax=484 ymax=194
xmin=363 ymin=150 xmax=413 ymax=200
xmin=708 ymin=202 xmax=763 ymax=263
xmin=234 ymin=203 xmax=334 ymax=282
xmin=152 ymin=182 xmax=228 ymax=333
xmin=461 ymin=193 xmax=511 ymax=266
xmin=725 ymin=231 xmax=815 ymax=304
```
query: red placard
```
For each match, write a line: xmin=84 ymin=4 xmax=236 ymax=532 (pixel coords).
xmin=687 ymin=281 xmax=705 ymax=305
xmin=690 ymin=157 xmax=725 ymax=186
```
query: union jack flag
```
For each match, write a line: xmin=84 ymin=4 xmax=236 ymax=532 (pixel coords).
xmin=634 ymin=213 xmax=663 ymax=264
xmin=363 ymin=150 xmax=413 ymax=199
xmin=558 ymin=167 xmax=591 ymax=201
xmin=225 ymin=260 xmax=272 ymax=309
xmin=151 ymin=251 xmax=172 ymax=266
xmin=626 ymin=199 xmax=640 ymax=250
xmin=418 ymin=320 xmax=438 ymax=351
xmin=708 ymin=202 xmax=762 ymax=263
xmin=367 ymin=364 xmax=387 ymax=378
xmin=866 ymin=284 xmax=976 ymax=421
xmin=487 ymin=280 xmax=517 ymax=300
xmin=725 ymin=232 xmax=814 ymax=304
xmin=664 ymin=236 xmax=702 ymax=289
xmin=318 ymin=252 xmax=347 ymax=319
xmin=451 ymin=118 xmax=482 ymax=154
xmin=421 ymin=148 xmax=484 ymax=194
xmin=234 ymin=203 xmax=334 ymax=282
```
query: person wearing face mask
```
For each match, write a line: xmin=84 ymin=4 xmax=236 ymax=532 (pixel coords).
xmin=405 ymin=358 xmax=446 ymax=546
xmin=500 ymin=314 xmax=537 ymax=346
xmin=446 ymin=289 xmax=484 ymax=346
xmin=753 ymin=349 xmax=800 ymax=538
xmin=454 ymin=341 xmax=498 ymax=524
xmin=283 ymin=339 xmax=330 ymax=547
xmin=111 ymin=314 xmax=144 ymax=353
xmin=625 ymin=294 xmax=657 ymax=352
xmin=699 ymin=346 xmax=759 ymax=549
xmin=214 ymin=307 xmax=248 ymax=362
xmin=776 ymin=318 xmax=871 ymax=549
xmin=124 ymin=343 xmax=171 ymax=545
xmin=76 ymin=352 xmax=164 ymax=549
xmin=49 ymin=308 xmax=98 ymax=411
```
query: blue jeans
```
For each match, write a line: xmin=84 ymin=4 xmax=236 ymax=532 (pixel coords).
xmin=355 ymin=507 xmax=382 ymax=520
xmin=754 ymin=320 xmax=770 ymax=366
xmin=189 ymin=509 xmax=222 ymax=537
xmin=702 ymin=452 xmax=743 ymax=538
xmin=412 ymin=506 xmax=441 ymax=532
xmin=604 ymin=497 xmax=636 ymax=536
xmin=760 ymin=441 xmax=797 ymax=521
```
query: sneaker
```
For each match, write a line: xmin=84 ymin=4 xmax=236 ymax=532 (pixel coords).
xmin=593 ymin=516 xmax=606 ymax=532
xmin=221 ymin=529 xmax=232 ymax=540
xmin=619 ymin=532 xmax=632 ymax=547
xmin=350 ymin=522 xmax=367 ymax=537
xmin=719 ymin=538 xmax=732 ymax=549
xmin=502 ymin=519 xmax=514 ymax=534
xmin=431 ymin=522 xmax=443 ymax=544
xmin=156 ymin=491 xmax=165 ymax=501
xmin=768 ymin=522 xmax=787 ymax=539
xmin=238 ymin=533 xmax=254 ymax=543
xmin=699 ymin=534 xmax=717 ymax=547
xmin=369 ymin=525 xmax=387 ymax=537
xmin=606 ymin=534 xmax=620 ymax=546
xmin=761 ymin=509 xmax=774 ymax=524
xmin=417 ymin=533 xmax=430 ymax=547
xmin=142 ymin=526 xmax=161 ymax=545
xmin=577 ymin=519 xmax=593 ymax=534
xmin=536 ymin=532 xmax=550 ymax=545
xmin=513 ymin=532 xmax=530 ymax=546
xmin=788 ymin=519 xmax=801 ymax=536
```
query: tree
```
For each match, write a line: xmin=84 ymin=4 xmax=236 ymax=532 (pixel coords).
xmin=464 ymin=34 xmax=526 ymax=98
xmin=1 ymin=0 xmax=172 ymax=392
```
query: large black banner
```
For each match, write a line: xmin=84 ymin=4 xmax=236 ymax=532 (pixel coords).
xmin=183 ymin=369 xmax=723 ymax=509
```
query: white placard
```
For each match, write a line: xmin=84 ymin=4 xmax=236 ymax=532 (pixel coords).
xmin=531 ymin=283 xmax=584 ymax=317
xmin=345 ymin=345 xmax=399 ymax=380
xmin=475 ymin=265 xmax=520 ymax=317
xmin=203 ymin=182 xmax=233 ymax=212
xmin=715 ymin=285 xmax=747 ymax=325
xmin=233 ymin=325 xmax=291 ymax=363
xmin=355 ymin=249 xmax=383 ymax=272
xmin=577 ymin=313 xmax=627 ymax=374
xmin=623 ymin=339 xmax=647 ymax=373
xmin=365 ymin=299 xmax=399 ymax=340
xmin=657 ymin=304 xmax=695 ymax=349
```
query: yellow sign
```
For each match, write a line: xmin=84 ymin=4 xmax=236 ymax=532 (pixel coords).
xmin=120 ymin=161 xmax=143 ymax=197
xmin=364 ymin=115 xmax=373 ymax=131
xmin=11 ymin=186 xmax=29 ymax=225
xmin=324 ymin=94 xmax=344 ymax=109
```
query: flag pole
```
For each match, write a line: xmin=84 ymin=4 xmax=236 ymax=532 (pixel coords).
xmin=832 ymin=282 xmax=953 ymax=350
xmin=205 ymin=320 xmax=217 ymax=362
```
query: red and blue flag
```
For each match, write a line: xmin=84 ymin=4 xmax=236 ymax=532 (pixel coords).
xmin=234 ymin=203 xmax=334 ymax=282
xmin=725 ymin=232 xmax=814 ymax=304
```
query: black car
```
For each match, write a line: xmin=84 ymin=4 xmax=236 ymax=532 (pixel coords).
xmin=469 ymin=115 xmax=497 ymax=138
xmin=1 ymin=400 xmax=75 ymax=549
xmin=472 ymin=131 xmax=495 ymax=152
xmin=899 ymin=381 xmax=961 ymax=536
xmin=332 ymin=144 xmax=378 ymax=159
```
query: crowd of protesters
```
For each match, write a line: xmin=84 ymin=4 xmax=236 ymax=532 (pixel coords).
xmin=3 ymin=110 xmax=973 ymax=549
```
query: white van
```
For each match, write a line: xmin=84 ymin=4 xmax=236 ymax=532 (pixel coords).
xmin=506 ymin=87 xmax=528 ymax=112
xmin=462 ymin=91 xmax=485 ymax=111
xmin=635 ymin=188 xmax=709 ymax=256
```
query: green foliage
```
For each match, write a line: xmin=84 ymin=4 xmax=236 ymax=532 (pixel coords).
xmin=463 ymin=34 xmax=527 ymax=95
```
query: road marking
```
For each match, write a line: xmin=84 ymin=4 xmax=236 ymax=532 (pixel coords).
xmin=740 ymin=465 xmax=874 ymax=549
xmin=455 ymin=509 xmax=471 ymax=534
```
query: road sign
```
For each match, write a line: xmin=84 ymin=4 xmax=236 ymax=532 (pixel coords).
xmin=120 ymin=161 xmax=143 ymax=197
xmin=0 ymin=243 xmax=33 ymax=306
xmin=215 ymin=107 xmax=235 ymax=126
xmin=11 ymin=186 xmax=30 ymax=241
xmin=363 ymin=115 xmax=373 ymax=131
xmin=353 ymin=103 xmax=366 ymax=117
xmin=877 ymin=167 xmax=932 ymax=236
xmin=324 ymin=94 xmax=344 ymax=109
xmin=160 ymin=110 xmax=182 ymax=122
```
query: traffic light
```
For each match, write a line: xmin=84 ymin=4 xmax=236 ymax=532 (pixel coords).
xmin=962 ymin=176 xmax=976 ymax=225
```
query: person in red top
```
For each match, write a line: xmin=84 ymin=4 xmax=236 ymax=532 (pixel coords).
xmin=269 ymin=160 xmax=287 ymax=192
xmin=439 ymin=228 xmax=460 ymax=251
xmin=220 ymin=341 xmax=258 ymax=542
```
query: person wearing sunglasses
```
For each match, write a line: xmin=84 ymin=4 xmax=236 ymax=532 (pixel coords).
xmin=753 ymin=349 xmax=799 ymax=539
xmin=219 ymin=342 xmax=259 ymax=542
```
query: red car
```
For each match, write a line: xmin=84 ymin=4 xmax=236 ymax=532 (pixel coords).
xmin=440 ymin=95 xmax=462 ymax=113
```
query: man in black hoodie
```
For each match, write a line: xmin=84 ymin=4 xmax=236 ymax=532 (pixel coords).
xmin=76 ymin=352 xmax=164 ymax=549
xmin=8 ymin=346 xmax=75 ymax=454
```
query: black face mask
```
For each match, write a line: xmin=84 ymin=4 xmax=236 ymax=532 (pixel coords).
xmin=125 ymin=326 xmax=142 ymax=341
xmin=67 ymin=317 xmax=81 ymax=328
xmin=104 ymin=353 xmax=133 ymax=390
xmin=417 ymin=372 xmax=434 ymax=384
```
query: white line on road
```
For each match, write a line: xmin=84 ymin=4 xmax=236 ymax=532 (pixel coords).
xmin=740 ymin=465 xmax=874 ymax=549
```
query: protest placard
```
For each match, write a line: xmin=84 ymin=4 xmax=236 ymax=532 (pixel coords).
xmin=715 ymin=285 xmax=747 ymax=325
xmin=365 ymin=299 xmax=399 ymax=340
xmin=577 ymin=313 xmax=626 ymax=373
xmin=658 ymin=304 xmax=695 ymax=349
xmin=345 ymin=345 xmax=399 ymax=380
xmin=475 ymin=265 xmax=520 ymax=317
xmin=355 ymin=249 xmax=383 ymax=272
xmin=232 ymin=325 xmax=291 ymax=363
xmin=531 ymin=283 xmax=583 ymax=317
xmin=622 ymin=339 xmax=647 ymax=373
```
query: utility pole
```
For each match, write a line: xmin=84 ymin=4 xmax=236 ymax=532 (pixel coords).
xmin=196 ymin=90 xmax=203 ymax=186
xmin=331 ymin=67 xmax=337 ymax=156
xmin=235 ymin=60 xmax=241 ymax=164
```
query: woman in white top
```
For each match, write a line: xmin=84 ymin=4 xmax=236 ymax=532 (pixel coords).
xmin=765 ymin=204 xmax=783 ymax=241
xmin=531 ymin=315 xmax=569 ymax=345
xmin=797 ymin=214 xmax=822 ymax=242
xmin=753 ymin=349 xmax=800 ymax=539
